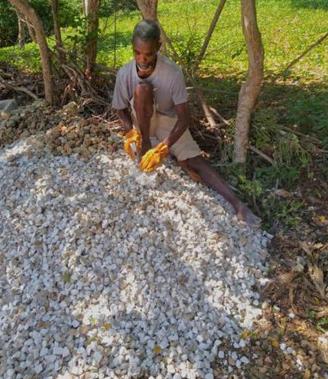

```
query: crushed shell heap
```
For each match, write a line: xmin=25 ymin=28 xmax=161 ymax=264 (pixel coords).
xmin=0 ymin=104 xmax=271 ymax=379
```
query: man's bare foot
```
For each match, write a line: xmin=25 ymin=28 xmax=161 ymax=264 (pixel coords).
xmin=236 ymin=203 xmax=261 ymax=226
xmin=141 ymin=140 xmax=152 ymax=157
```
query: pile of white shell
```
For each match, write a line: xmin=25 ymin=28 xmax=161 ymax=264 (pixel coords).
xmin=0 ymin=136 xmax=270 ymax=379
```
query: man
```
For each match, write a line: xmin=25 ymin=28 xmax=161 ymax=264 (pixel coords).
xmin=112 ymin=19 xmax=259 ymax=225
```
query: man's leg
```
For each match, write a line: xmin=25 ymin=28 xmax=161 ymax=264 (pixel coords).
xmin=133 ymin=83 xmax=154 ymax=156
xmin=185 ymin=155 xmax=260 ymax=225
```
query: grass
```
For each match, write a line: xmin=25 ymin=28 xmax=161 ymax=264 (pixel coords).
xmin=1 ymin=0 xmax=328 ymax=79
xmin=95 ymin=0 xmax=328 ymax=82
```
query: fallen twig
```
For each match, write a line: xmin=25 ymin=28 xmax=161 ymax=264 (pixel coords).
xmin=280 ymin=125 xmax=322 ymax=145
xmin=0 ymin=76 xmax=39 ymax=100
xmin=249 ymin=145 xmax=274 ymax=165
xmin=209 ymin=106 xmax=230 ymax=125
xmin=195 ymin=88 xmax=219 ymax=131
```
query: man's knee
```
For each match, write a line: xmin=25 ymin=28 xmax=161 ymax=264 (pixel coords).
xmin=134 ymin=83 xmax=153 ymax=118
xmin=134 ymin=82 xmax=153 ymax=100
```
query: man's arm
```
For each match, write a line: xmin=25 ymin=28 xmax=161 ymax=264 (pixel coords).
xmin=163 ymin=102 xmax=191 ymax=148
xmin=116 ymin=108 xmax=133 ymax=132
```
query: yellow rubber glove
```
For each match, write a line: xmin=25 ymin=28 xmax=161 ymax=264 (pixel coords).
xmin=139 ymin=142 xmax=169 ymax=172
xmin=123 ymin=128 xmax=141 ymax=160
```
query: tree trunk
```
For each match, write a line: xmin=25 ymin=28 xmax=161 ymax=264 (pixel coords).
xmin=51 ymin=0 xmax=66 ymax=63
xmin=233 ymin=0 xmax=264 ymax=164
xmin=82 ymin=0 xmax=86 ymax=16
xmin=17 ymin=11 xmax=26 ymax=48
xmin=83 ymin=0 xmax=101 ymax=76
xmin=24 ymin=17 xmax=37 ymax=43
xmin=193 ymin=0 xmax=227 ymax=72
xmin=135 ymin=0 xmax=172 ymax=51
xmin=8 ymin=0 xmax=55 ymax=105
xmin=136 ymin=0 xmax=158 ymax=20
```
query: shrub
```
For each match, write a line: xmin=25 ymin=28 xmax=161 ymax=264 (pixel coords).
xmin=0 ymin=1 xmax=18 ymax=47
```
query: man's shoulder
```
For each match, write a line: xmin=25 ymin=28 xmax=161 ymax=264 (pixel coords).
xmin=117 ymin=59 xmax=135 ymax=78
xmin=158 ymin=55 xmax=183 ymax=75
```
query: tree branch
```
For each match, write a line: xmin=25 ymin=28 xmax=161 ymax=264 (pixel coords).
xmin=0 ymin=76 xmax=39 ymax=100
xmin=249 ymin=145 xmax=274 ymax=164
xmin=272 ymin=31 xmax=328 ymax=81
xmin=193 ymin=0 xmax=227 ymax=72
xmin=209 ymin=106 xmax=229 ymax=125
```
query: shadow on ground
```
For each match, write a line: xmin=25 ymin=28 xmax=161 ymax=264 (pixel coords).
xmin=291 ymin=0 xmax=328 ymax=10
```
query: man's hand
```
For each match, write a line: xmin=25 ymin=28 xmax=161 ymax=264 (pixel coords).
xmin=123 ymin=128 xmax=141 ymax=160
xmin=139 ymin=142 xmax=169 ymax=172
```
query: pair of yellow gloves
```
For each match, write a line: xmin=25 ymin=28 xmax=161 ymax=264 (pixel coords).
xmin=123 ymin=128 xmax=169 ymax=172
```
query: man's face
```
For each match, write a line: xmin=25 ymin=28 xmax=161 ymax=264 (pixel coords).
xmin=133 ymin=37 xmax=160 ymax=77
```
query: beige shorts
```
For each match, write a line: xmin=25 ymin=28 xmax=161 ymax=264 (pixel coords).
xmin=131 ymin=100 xmax=201 ymax=162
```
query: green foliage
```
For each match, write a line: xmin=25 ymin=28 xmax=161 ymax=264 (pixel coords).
xmin=307 ymin=310 xmax=328 ymax=333
xmin=317 ymin=316 xmax=328 ymax=333
xmin=252 ymin=109 xmax=278 ymax=150
xmin=99 ymin=0 xmax=137 ymax=18
xmin=282 ymin=89 xmax=328 ymax=148
xmin=273 ymin=133 xmax=310 ymax=167
xmin=63 ymin=0 xmax=137 ymax=66
xmin=290 ymin=0 xmax=328 ymax=10
xmin=30 ymin=0 xmax=53 ymax=35
xmin=262 ymin=197 xmax=303 ymax=229
xmin=0 ymin=0 xmax=136 ymax=49
xmin=255 ymin=165 xmax=301 ymax=189
xmin=238 ymin=175 xmax=264 ymax=198
xmin=97 ymin=10 xmax=140 ymax=68
xmin=251 ymin=108 xmax=310 ymax=187
xmin=2 ymin=0 xmax=328 ymax=79
xmin=219 ymin=160 xmax=305 ymax=229
xmin=0 ymin=1 xmax=17 ymax=47
xmin=58 ymin=0 xmax=82 ymax=28
xmin=64 ymin=15 xmax=88 ymax=65
xmin=173 ymin=32 xmax=203 ymax=71
xmin=0 ymin=43 xmax=42 ymax=72
xmin=0 ymin=0 xmax=53 ymax=47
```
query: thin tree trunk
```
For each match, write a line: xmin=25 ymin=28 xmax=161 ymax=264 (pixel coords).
xmin=51 ymin=0 xmax=66 ymax=63
xmin=82 ymin=0 xmax=86 ymax=16
xmin=25 ymin=18 xmax=37 ymax=43
xmin=84 ymin=0 xmax=101 ymax=76
xmin=136 ymin=0 xmax=158 ymax=20
xmin=8 ymin=0 xmax=55 ymax=104
xmin=233 ymin=0 xmax=264 ymax=164
xmin=193 ymin=0 xmax=227 ymax=72
xmin=17 ymin=11 xmax=26 ymax=48
xmin=135 ymin=0 xmax=172 ymax=52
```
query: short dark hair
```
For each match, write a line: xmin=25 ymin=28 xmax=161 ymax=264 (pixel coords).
xmin=132 ymin=20 xmax=161 ymax=43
